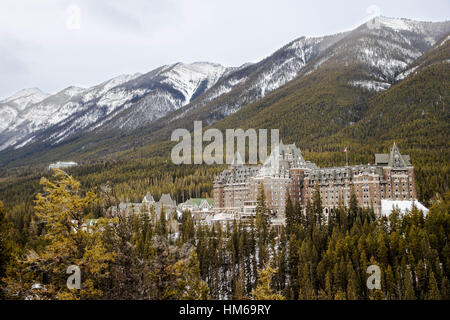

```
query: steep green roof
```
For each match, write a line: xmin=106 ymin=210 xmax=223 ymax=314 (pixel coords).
xmin=185 ymin=198 xmax=213 ymax=206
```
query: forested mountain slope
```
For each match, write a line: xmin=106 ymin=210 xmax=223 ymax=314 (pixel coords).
xmin=1 ymin=18 xmax=448 ymax=170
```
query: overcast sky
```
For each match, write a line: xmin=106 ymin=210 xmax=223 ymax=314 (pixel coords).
xmin=0 ymin=0 xmax=449 ymax=99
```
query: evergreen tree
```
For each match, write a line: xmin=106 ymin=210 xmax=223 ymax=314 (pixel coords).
xmin=6 ymin=170 xmax=114 ymax=299
xmin=312 ymin=184 xmax=324 ymax=228
xmin=287 ymin=234 xmax=299 ymax=299
xmin=251 ymin=265 xmax=285 ymax=300
xmin=157 ymin=205 xmax=167 ymax=237
xmin=181 ymin=211 xmax=195 ymax=244
xmin=348 ymin=186 xmax=358 ymax=229
xmin=0 ymin=201 xmax=12 ymax=299
xmin=426 ymin=271 xmax=441 ymax=300
xmin=403 ymin=268 xmax=416 ymax=300
xmin=172 ymin=250 xmax=210 ymax=300
xmin=256 ymin=184 xmax=270 ymax=269
xmin=285 ymin=193 xmax=296 ymax=236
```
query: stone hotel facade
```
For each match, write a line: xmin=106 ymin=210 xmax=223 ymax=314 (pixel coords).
xmin=213 ymin=143 xmax=417 ymax=218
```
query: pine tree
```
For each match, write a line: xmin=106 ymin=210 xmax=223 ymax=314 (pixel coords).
xmin=12 ymin=170 xmax=114 ymax=299
xmin=305 ymin=199 xmax=314 ymax=233
xmin=181 ymin=211 xmax=195 ymax=244
xmin=324 ymin=271 xmax=333 ymax=299
xmin=157 ymin=205 xmax=167 ymax=237
xmin=425 ymin=271 xmax=441 ymax=300
xmin=285 ymin=193 xmax=296 ymax=236
xmin=251 ymin=265 xmax=285 ymax=300
xmin=287 ymin=234 xmax=299 ymax=299
xmin=348 ymin=186 xmax=358 ymax=229
xmin=441 ymin=276 xmax=450 ymax=300
xmin=312 ymin=184 xmax=324 ymax=228
xmin=295 ymin=200 xmax=303 ymax=229
xmin=0 ymin=201 xmax=12 ymax=299
xmin=233 ymin=266 xmax=247 ymax=300
xmin=298 ymin=263 xmax=315 ymax=300
xmin=415 ymin=260 xmax=427 ymax=299
xmin=172 ymin=250 xmax=210 ymax=300
xmin=384 ymin=265 xmax=395 ymax=299
xmin=275 ymin=228 xmax=287 ymax=293
xmin=256 ymin=184 xmax=270 ymax=269
xmin=346 ymin=264 xmax=359 ymax=300
xmin=403 ymin=268 xmax=416 ymax=300
xmin=103 ymin=214 xmax=148 ymax=299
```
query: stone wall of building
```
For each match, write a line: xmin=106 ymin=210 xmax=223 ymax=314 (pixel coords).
xmin=213 ymin=143 xmax=416 ymax=219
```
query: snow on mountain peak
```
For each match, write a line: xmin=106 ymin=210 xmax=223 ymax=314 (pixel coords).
xmin=97 ymin=73 xmax=142 ymax=92
xmin=2 ymin=17 xmax=449 ymax=152
xmin=58 ymin=86 xmax=87 ymax=98
xmin=81 ymin=73 xmax=142 ymax=103
xmin=160 ymin=62 xmax=229 ymax=105
xmin=1 ymin=88 xmax=50 ymax=110
xmin=377 ymin=16 xmax=414 ymax=32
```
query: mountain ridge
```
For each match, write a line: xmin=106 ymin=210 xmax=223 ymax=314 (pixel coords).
xmin=0 ymin=17 xmax=449 ymax=171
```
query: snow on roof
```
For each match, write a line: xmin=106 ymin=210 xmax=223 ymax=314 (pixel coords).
xmin=381 ymin=199 xmax=428 ymax=216
xmin=212 ymin=213 xmax=235 ymax=221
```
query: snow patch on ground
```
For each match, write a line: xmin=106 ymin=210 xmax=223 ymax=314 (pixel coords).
xmin=349 ymin=80 xmax=391 ymax=92
xmin=14 ymin=136 xmax=35 ymax=149
xmin=395 ymin=66 xmax=419 ymax=81
xmin=438 ymin=35 xmax=450 ymax=47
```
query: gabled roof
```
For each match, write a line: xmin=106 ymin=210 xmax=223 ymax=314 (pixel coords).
xmin=375 ymin=143 xmax=411 ymax=167
xmin=388 ymin=143 xmax=408 ymax=167
xmin=159 ymin=193 xmax=176 ymax=206
xmin=143 ymin=191 xmax=155 ymax=203
xmin=231 ymin=152 xmax=244 ymax=167
xmin=185 ymin=198 xmax=213 ymax=206
xmin=374 ymin=153 xmax=389 ymax=166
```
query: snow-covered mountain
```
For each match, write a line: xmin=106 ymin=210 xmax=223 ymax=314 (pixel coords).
xmin=0 ymin=88 xmax=50 ymax=133
xmin=349 ymin=16 xmax=450 ymax=90
xmin=90 ymin=62 xmax=230 ymax=131
xmin=0 ymin=73 xmax=141 ymax=150
xmin=0 ymin=17 xmax=449 ymax=154
xmin=167 ymin=33 xmax=349 ymax=125
xmin=141 ymin=16 xmax=450 ymax=137
xmin=0 ymin=62 xmax=229 ymax=150
xmin=297 ymin=16 xmax=450 ymax=92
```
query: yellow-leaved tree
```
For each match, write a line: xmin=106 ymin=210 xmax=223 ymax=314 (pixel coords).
xmin=251 ymin=265 xmax=285 ymax=300
xmin=6 ymin=169 xmax=114 ymax=300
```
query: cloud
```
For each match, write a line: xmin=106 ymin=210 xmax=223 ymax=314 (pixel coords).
xmin=0 ymin=0 xmax=449 ymax=98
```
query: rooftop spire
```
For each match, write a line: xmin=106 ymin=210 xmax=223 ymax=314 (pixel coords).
xmin=388 ymin=142 xmax=407 ymax=168
xmin=231 ymin=152 xmax=244 ymax=167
